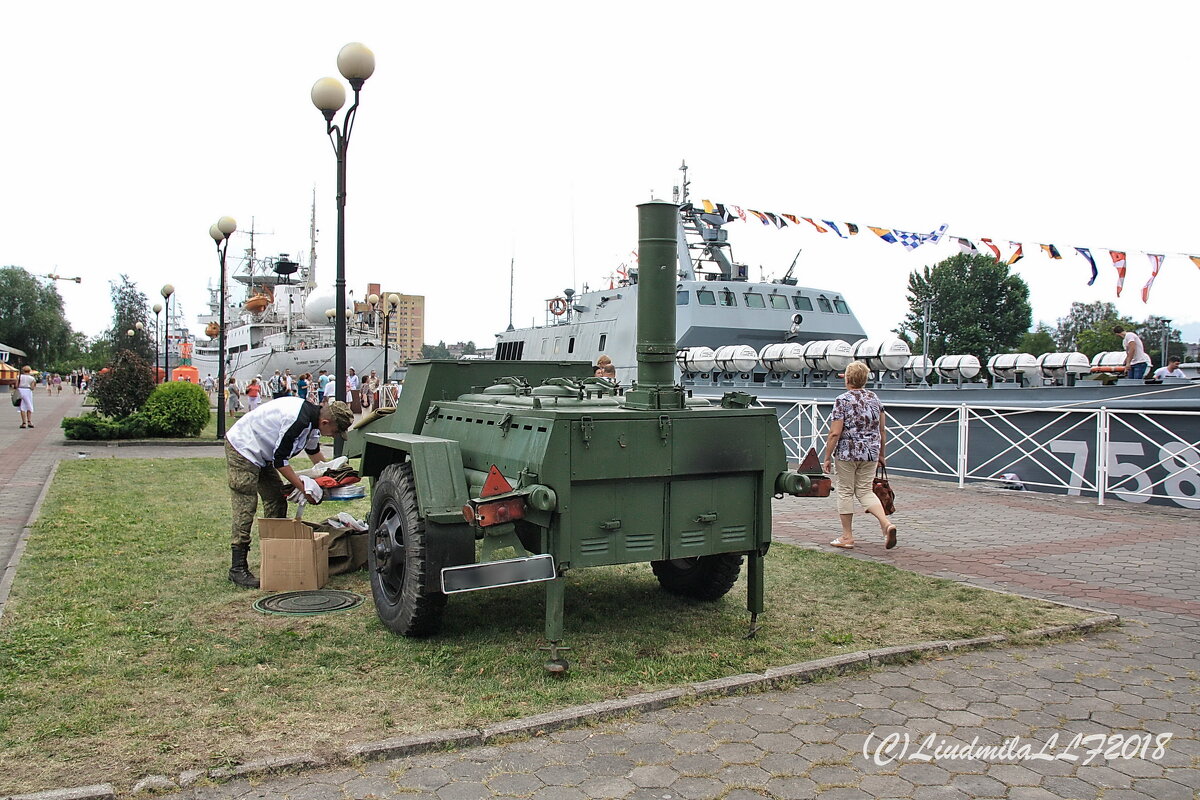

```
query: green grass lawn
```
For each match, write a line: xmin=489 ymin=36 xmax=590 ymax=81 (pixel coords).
xmin=0 ymin=458 xmax=1094 ymax=793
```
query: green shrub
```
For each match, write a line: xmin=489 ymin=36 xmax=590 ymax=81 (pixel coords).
xmin=90 ymin=350 xmax=155 ymax=420
xmin=142 ymin=381 xmax=210 ymax=438
xmin=61 ymin=413 xmax=123 ymax=440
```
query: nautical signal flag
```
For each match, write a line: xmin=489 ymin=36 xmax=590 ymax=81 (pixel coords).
xmin=1142 ymin=253 xmax=1164 ymax=302
xmin=957 ymin=238 xmax=980 ymax=256
xmin=869 ymin=226 xmax=898 ymax=244
xmin=1110 ymin=251 xmax=1127 ymax=296
xmin=696 ymin=195 xmax=1194 ymax=300
xmin=1075 ymin=247 xmax=1098 ymax=286
xmin=1007 ymin=243 xmax=1024 ymax=266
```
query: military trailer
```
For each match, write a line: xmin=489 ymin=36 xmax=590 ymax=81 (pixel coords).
xmin=346 ymin=201 xmax=820 ymax=671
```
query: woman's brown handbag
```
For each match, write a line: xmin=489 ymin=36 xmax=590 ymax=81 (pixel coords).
xmin=872 ymin=464 xmax=895 ymax=514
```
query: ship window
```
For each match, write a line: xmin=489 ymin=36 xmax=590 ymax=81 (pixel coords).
xmin=769 ymin=294 xmax=790 ymax=309
xmin=568 ymin=337 xmax=575 ymax=354
xmin=718 ymin=289 xmax=736 ymax=307
xmin=598 ymin=333 xmax=607 ymax=351
xmin=676 ymin=290 xmax=689 ymax=305
xmin=793 ymin=295 xmax=813 ymax=311
xmin=817 ymin=296 xmax=833 ymax=313
xmin=833 ymin=297 xmax=850 ymax=314
xmin=743 ymin=292 xmax=765 ymax=308
xmin=553 ymin=338 xmax=562 ymax=354
xmin=540 ymin=338 xmax=548 ymax=354
xmin=697 ymin=289 xmax=716 ymax=306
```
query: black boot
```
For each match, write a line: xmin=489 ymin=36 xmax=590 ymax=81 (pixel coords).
xmin=228 ymin=544 xmax=260 ymax=589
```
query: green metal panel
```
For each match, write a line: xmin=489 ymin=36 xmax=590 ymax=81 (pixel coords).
xmin=671 ymin=409 xmax=786 ymax=476
xmin=668 ymin=476 xmax=759 ymax=557
xmin=427 ymin=406 xmax=553 ymax=481
xmin=569 ymin=418 xmax=673 ymax=480
xmin=567 ymin=480 xmax=666 ymax=566
xmin=346 ymin=359 xmax=592 ymax=456
xmin=361 ymin=432 xmax=469 ymax=523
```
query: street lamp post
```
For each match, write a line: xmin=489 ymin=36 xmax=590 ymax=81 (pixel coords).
xmin=152 ymin=303 xmax=162 ymax=381
xmin=161 ymin=284 xmax=175 ymax=383
xmin=209 ymin=216 xmax=239 ymax=439
xmin=383 ymin=292 xmax=399 ymax=386
xmin=312 ymin=42 xmax=375 ymax=456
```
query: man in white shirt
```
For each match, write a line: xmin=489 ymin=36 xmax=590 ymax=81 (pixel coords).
xmin=1153 ymin=356 xmax=1187 ymax=380
xmin=1113 ymin=325 xmax=1152 ymax=380
xmin=223 ymin=397 xmax=353 ymax=587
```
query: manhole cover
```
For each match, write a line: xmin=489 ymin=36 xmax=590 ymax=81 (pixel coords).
xmin=253 ymin=590 xmax=365 ymax=616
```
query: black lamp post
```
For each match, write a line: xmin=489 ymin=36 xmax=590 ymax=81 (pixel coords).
xmin=161 ymin=284 xmax=174 ymax=383
xmin=383 ymin=292 xmax=398 ymax=386
xmin=312 ymin=41 xmax=375 ymax=456
xmin=210 ymin=216 xmax=238 ymax=439
xmin=152 ymin=303 xmax=162 ymax=381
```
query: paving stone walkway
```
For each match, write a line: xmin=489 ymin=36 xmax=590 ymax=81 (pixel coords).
xmin=4 ymin=409 xmax=1199 ymax=799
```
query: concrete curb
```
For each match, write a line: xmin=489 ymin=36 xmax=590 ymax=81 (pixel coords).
xmin=0 ymin=461 xmax=61 ymax=624
xmin=1 ymin=610 xmax=1117 ymax=800
xmin=62 ymin=438 xmax=224 ymax=448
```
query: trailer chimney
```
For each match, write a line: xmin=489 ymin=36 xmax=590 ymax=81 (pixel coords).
xmin=625 ymin=200 xmax=686 ymax=411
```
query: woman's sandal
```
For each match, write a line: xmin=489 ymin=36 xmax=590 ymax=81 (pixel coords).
xmin=884 ymin=526 xmax=897 ymax=550
xmin=829 ymin=537 xmax=855 ymax=549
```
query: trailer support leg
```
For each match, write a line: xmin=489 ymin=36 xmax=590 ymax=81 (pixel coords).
xmin=541 ymin=575 xmax=570 ymax=673
xmin=745 ymin=550 xmax=764 ymax=639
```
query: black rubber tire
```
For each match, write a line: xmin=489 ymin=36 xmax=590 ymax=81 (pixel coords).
xmin=367 ymin=461 xmax=446 ymax=636
xmin=651 ymin=553 xmax=743 ymax=601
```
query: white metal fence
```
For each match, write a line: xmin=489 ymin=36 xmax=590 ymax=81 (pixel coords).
xmin=768 ymin=399 xmax=1200 ymax=509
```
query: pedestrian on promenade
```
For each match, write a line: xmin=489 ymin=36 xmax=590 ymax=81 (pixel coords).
xmin=16 ymin=366 xmax=36 ymax=428
xmin=822 ymin=360 xmax=896 ymax=550
xmin=1114 ymin=324 xmax=1152 ymax=380
xmin=53 ymin=373 xmax=62 ymax=394
xmin=245 ymin=377 xmax=262 ymax=411
xmin=296 ymin=372 xmax=309 ymax=402
xmin=226 ymin=377 xmax=242 ymax=419
xmin=222 ymin=397 xmax=353 ymax=587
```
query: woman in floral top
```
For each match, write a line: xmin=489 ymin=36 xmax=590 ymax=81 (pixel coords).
xmin=821 ymin=361 xmax=896 ymax=550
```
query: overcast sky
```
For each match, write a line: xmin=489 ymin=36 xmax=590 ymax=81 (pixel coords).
xmin=3 ymin=0 xmax=1197 ymax=351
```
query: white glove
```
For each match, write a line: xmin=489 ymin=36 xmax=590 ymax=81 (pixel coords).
xmin=287 ymin=475 xmax=324 ymax=504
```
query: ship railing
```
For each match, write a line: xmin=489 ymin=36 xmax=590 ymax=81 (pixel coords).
xmin=765 ymin=398 xmax=1200 ymax=510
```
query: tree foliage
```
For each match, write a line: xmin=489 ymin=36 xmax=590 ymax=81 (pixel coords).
xmin=420 ymin=340 xmax=452 ymax=359
xmin=141 ymin=381 xmax=210 ymax=437
xmin=897 ymin=254 xmax=1032 ymax=361
xmin=1139 ymin=315 xmax=1185 ymax=366
xmin=1054 ymin=301 xmax=1122 ymax=351
xmin=90 ymin=349 xmax=155 ymax=419
xmin=0 ymin=266 xmax=76 ymax=367
xmin=105 ymin=275 xmax=155 ymax=365
xmin=1018 ymin=323 xmax=1056 ymax=356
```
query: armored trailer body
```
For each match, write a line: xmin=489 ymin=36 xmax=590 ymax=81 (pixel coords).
xmin=349 ymin=202 xmax=817 ymax=670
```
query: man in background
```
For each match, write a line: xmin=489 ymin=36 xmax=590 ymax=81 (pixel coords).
xmin=1113 ymin=325 xmax=1152 ymax=380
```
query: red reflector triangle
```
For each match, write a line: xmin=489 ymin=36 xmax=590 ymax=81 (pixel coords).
xmin=481 ymin=465 xmax=513 ymax=497
xmin=797 ymin=447 xmax=822 ymax=472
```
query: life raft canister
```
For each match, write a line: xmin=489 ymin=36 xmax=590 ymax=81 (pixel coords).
xmin=549 ymin=297 xmax=568 ymax=316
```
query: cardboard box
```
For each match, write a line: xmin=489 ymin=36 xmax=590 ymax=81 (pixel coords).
xmin=259 ymin=518 xmax=331 ymax=592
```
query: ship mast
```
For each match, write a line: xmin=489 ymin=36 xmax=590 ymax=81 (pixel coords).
xmin=308 ymin=187 xmax=318 ymax=288
xmin=507 ymin=257 xmax=515 ymax=332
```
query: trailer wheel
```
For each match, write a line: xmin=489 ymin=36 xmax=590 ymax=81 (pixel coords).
xmin=368 ymin=461 xmax=446 ymax=636
xmin=651 ymin=554 xmax=743 ymax=601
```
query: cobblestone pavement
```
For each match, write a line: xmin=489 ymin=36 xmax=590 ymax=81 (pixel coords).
xmin=104 ymin=480 xmax=1193 ymax=800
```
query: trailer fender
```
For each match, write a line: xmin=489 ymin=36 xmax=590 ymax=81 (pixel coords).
xmin=361 ymin=432 xmax=471 ymax=524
